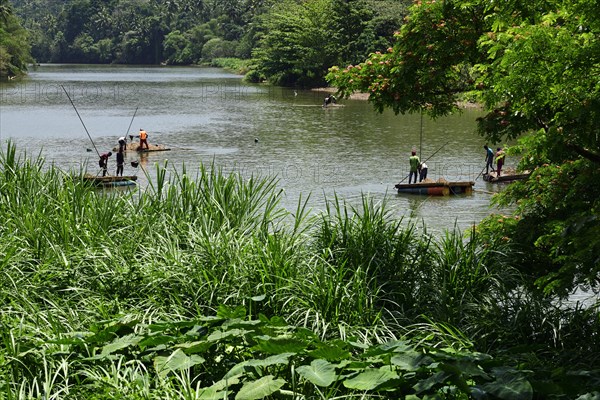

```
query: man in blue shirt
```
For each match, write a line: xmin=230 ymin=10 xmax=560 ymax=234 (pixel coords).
xmin=484 ymin=145 xmax=495 ymax=174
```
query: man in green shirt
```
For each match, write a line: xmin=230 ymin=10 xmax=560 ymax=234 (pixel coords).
xmin=409 ymin=151 xmax=420 ymax=184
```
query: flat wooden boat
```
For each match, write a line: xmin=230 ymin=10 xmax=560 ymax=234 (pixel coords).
xmin=395 ymin=181 xmax=474 ymax=196
xmin=113 ymin=142 xmax=171 ymax=153
xmin=82 ymin=174 xmax=138 ymax=187
xmin=483 ymin=171 xmax=530 ymax=183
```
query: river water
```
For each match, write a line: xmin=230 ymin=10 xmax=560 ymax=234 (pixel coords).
xmin=1 ymin=64 xmax=509 ymax=234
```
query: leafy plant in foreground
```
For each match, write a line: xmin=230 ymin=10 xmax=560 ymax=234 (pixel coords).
xmin=8 ymin=306 xmax=536 ymax=399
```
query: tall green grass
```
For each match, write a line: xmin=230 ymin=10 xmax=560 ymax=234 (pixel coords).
xmin=1 ymin=142 xmax=599 ymax=398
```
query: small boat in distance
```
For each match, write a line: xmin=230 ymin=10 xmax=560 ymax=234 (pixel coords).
xmin=82 ymin=174 xmax=138 ymax=187
xmin=395 ymin=179 xmax=474 ymax=196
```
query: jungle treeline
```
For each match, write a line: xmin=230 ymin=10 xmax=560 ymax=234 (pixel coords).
xmin=9 ymin=0 xmax=409 ymax=86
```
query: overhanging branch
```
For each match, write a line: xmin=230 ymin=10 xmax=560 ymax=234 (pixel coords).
xmin=567 ymin=143 xmax=600 ymax=164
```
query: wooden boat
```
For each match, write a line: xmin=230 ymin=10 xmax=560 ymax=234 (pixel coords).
xmin=82 ymin=174 xmax=138 ymax=187
xmin=395 ymin=180 xmax=474 ymax=196
xmin=113 ymin=142 xmax=171 ymax=153
xmin=483 ymin=171 xmax=530 ymax=183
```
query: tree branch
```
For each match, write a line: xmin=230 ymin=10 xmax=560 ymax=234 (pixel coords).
xmin=566 ymin=143 xmax=600 ymax=164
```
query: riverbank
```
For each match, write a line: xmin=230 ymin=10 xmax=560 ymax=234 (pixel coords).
xmin=311 ymin=86 xmax=483 ymax=109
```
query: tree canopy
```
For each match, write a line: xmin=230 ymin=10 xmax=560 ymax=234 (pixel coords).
xmin=12 ymin=0 xmax=407 ymax=86
xmin=326 ymin=0 xmax=600 ymax=295
xmin=0 ymin=0 xmax=31 ymax=77
xmin=252 ymin=0 xmax=406 ymax=86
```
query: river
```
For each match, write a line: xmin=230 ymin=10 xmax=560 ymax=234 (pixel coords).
xmin=1 ymin=64 xmax=509 ymax=234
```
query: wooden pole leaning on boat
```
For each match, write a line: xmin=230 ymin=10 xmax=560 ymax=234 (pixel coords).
xmin=124 ymin=106 xmax=139 ymax=143
xmin=61 ymin=85 xmax=100 ymax=157
xmin=396 ymin=140 xmax=450 ymax=185
xmin=475 ymin=164 xmax=487 ymax=181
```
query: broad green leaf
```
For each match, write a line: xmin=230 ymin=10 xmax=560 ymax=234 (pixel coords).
xmin=225 ymin=353 xmax=294 ymax=379
xmin=207 ymin=328 xmax=247 ymax=342
xmin=297 ymin=359 xmax=337 ymax=387
xmin=235 ymin=375 xmax=285 ymax=400
xmin=197 ymin=388 xmax=228 ymax=400
xmin=253 ymin=336 xmax=308 ymax=354
xmin=217 ymin=305 xmax=246 ymax=319
xmin=391 ymin=350 xmax=433 ymax=372
xmin=176 ymin=340 xmax=213 ymax=354
xmin=308 ymin=341 xmax=351 ymax=361
xmin=206 ymin=375 xmax=241 ymax=392
xmin=100 ymin=333 xmax=142 ymax=356
xmin=138 ymin=334 xmax=175 ymax=348
xmin=147 ymin=319 xmax=218 ymax=334
xmin=363 ymin=340 xmax=412 ymax=357
xmin=225 ymin=320 xmax=262 ymax=330
xmin=154 ymin=349 xmax=205 ymax=378
xmin=413 ymin=371 xmax=451 ymax=394
xmin=343 ymin=367 xmax=399 ymax=390
xmin=478 ymin=368 xmax=533 ymax=400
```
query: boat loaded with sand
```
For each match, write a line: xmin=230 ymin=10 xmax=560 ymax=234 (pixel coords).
xmin=483 ymin=170 xmax=530 ymax=183
xmin=114 ymin=142 xmax=171 ymax=153
xmin=395 ymin=178 xmax=474 ymax=196
xmin=82 ymin=174 xmax=138 ymax=187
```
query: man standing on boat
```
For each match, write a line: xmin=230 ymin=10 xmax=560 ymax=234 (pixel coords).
xmin=495 ymin=147 xmax=506 ymax=177
xmin=484 ymin=145 xmax=495 ymax=174
xmin=99 ymin=151 xmax=112 ymax=177
xmin=409 ymin=151 xmax=420 ymax=184
xmin=116 ymin=149 xmax=124 ymax=176
xmin=118 ymin=136 xmax=127 ymax=152
xmin=138 ymin=128 xmax=149 ymax=150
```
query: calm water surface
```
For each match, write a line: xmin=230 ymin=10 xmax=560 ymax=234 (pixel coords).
xmin=1 ymin=64 xmax=509 ymax=234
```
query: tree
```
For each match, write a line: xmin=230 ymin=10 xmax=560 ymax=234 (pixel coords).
xmin=0 ymin=0 xmax=32 ymax=76
xmin=201 ymin=37 xmax=237 ymax=60
xmin=326 ymin=0 xmax=600 ymax=295
xmin=252 ymin=0 xmax=402 ymax=87
xmin=253 ymin=0 xmax=336 ymax=86
xmin=163 ymin=29 xmax=194 ymax=64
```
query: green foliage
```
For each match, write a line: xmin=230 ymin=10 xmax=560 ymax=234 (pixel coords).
xmin=1 ymin=142 xmax=599 ymax=398
xmin=475 ymin=1 xmax=600 ymax=295
xmin=327 ymin=0 xmax=600 ymax=295
xmin=13 ymin=0 xmax=278 ymax=65
xmin=326 ymin=0 xmax=485 ymax=116
xmin=201 ymin=37 xmax=237 ymax=60
xmin=478 ymin=158 xmax=600 ymax=295
xmin=162 ymin=30 xmax=194 ymax=65
xmin=12 ymin=0 xmax=405 ymax=82
xmin=0 ymin=0 xmax=31 ymax=76
xmin=4 ymin=308 xmax=538 ymax=399
xmin=252 ymin=0 xmax=405 ymax=87
xmin=252 ymin=0 xmax=335 ymax=86
xmin=210 ymin=57 xmax=253 ymax=74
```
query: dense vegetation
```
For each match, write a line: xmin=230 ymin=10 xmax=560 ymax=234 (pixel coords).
xmin=0 ymin=0 xmax=31 ymax=77
xmin=327 ymin=0 xmax=600 ymax=296
xmin=1 ymin=142 xmax=599 ymax=398
xmin=12 ymin=0 xmax=407 ymax=86
xmin=4 ymin=0 xmax=599 ymax=397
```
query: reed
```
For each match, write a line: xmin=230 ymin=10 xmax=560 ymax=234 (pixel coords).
xmin=1 ymin=142 xmax=598 ymax=398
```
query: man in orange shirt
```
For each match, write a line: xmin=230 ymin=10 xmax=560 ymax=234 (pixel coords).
xmin=139 ymin=128 xmax=149 ymax=150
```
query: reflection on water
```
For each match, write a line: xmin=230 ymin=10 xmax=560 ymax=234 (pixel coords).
xmin=1 ymin=64 xmax=511 ymax=234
